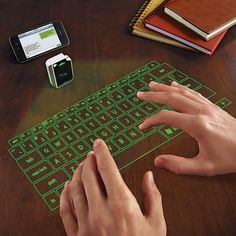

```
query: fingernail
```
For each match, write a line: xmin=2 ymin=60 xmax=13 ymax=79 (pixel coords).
xmin=149 ymin=81 xmax=157 ymax=86
xmin=147 ymin=171 xmax=154 ymax=182
xmin=138 ymin=123 xmax=144 ymax=129
xmin=171 ymin=81 xmax=178 ymax=85
xmin=64 ymin=180 xmax=70 ymax=188
xmin=93 ymin=139 xmax=102 ymax=148
xmin=79 ymin=161 xmax=84 ymax=166
xmin=87 ymin=151 xmax=94 ymax=157
xmin=137 ymin=91 xmax=143 ymax=97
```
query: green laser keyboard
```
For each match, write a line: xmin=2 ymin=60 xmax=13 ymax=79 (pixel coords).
xmin=8 ymin=61 xmax=232 ymax=211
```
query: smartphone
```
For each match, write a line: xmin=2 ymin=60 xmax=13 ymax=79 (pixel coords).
xmin=9 ymin=20 xmax=70 ymax=63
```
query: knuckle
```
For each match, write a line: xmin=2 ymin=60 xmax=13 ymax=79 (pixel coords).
xmin=158 ymin=109 xmax=169 ymax=119
xmin=89 ymin=212 xmax=108 ymax=230
xmin=167 ymin=92 xmax=177 ymax=101
xmin=179 ymin=89 xmax=190 ymax=97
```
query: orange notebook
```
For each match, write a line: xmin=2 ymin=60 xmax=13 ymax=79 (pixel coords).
xmin=164 ymin=0 xmax=236 ymax=41
xmin=144 ymin=9 xmax=227 ymax=55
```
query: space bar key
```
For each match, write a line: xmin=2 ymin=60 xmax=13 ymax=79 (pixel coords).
xmin=114 ymin=131 xmax=168 ymax=170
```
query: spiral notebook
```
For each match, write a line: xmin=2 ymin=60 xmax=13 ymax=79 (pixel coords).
xmin=129 ymin=0 xmax=191 ymax=50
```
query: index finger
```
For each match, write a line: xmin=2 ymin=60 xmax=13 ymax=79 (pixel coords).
xmin=137 ymin=91 xmax=200 ymax=114
xmin=93 ymin=139 xmax=128 ymax=197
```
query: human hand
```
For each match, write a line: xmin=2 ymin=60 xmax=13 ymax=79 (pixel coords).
xmin=137 ymin=81 xmax=236 ymax=176
xmin=60 ymin=139 xmax=166 ymax=236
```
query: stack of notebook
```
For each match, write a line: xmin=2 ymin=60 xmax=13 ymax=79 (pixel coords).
xmin=129 ymin=0 xmax=236 ymax=55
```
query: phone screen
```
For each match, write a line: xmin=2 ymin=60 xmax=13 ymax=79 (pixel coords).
xmin=18 ymin=23 xmax=62 ymax=59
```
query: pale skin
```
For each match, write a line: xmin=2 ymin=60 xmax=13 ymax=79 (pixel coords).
xmin=60 ymin=81 xmax=236 ymax=235
xmin=60 ymin=139 xmax=167 ymax=236
xmin=138 ymin=81 xmax=236 ymax=176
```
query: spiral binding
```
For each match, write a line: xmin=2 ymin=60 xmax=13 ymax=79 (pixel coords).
xmin=129 ymin=0 xmax=151 ymax=30
xmin=145 ymin=0 xmax=169 ymax=20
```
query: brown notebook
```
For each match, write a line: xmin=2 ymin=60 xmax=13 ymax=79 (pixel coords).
xmin=164 ymin=0 xmax=236 ymax=41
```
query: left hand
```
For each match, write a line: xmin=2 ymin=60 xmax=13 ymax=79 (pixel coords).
xmin=60 ymin=139 xmax=166 ymax=236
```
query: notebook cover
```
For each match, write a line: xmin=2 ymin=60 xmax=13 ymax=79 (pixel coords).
xmin=145 ymin=10 xmax=227 ymax=55
xmin=165 ymin=0 xmax=236 ymax=33
xmin=129 ymin=0 xmax=191 ymax=50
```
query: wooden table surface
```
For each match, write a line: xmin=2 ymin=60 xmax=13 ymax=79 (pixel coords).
xmin=0 ymin=0 xmax=236 ymax=235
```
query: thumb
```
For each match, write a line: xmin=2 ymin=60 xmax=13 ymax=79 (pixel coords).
xmin=155 ymin=154 xmax=202 ymax=175
xmin=142 ymin=171 xmax=165 ymax=224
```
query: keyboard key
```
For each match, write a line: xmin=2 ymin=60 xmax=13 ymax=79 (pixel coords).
xmin=20 ymin=131 xmax=32 ymax=140
xmin=150 ymin=63 xmax=174 ymax=78
xmin=22 ymin=139 xmax=36 ymax=151
xmin=32 ymin=124 xmax=44 ymax=134
xmin=160 ymin=76 xmax=175 ymax=85
xmin=119 ymin=115 xmax=135 ymax=126
xmin=125 ymin=128 xmax=142 ymax=141
xmin=44 ymin=192 xmax=60 ymax=210
xmin=73 ymin=126 xmax=89 ymax=138
xmin=32 ymin=133 xmax=47 ymax=146
xmin=84 ymin=119 xmax=100 ymax=132
xmin=130 ymin=109 xmax=146 ymax=121
xmin=38 ymin=144 xmax=54 ymax=159
xmin=107 ymin=121 xmax=124 ymax=134
xmin=64 ymin=162 xmax=78 ymax=177
xmin=97 ymin=89 xmax=107 ymax=96
xmin=96 ymin=128 xmax=113 ymax=140
xmin=50 ymin=138 xmax=66 ymax=151
xmin=99 ymin=97 xmax=114 ymax=107
xmin=195 ymin=86 xmax=216 ymax=99
xmin=18 ymin=151 xmax=43 ymax=170
xmin=170 ymin=70 xmax=187 ymax=82
xmin=55 ymin=121 xmax=70 ymax=133
xmin=141 ymin=103 xmax=158 ymax=114
xmin=26 ymin=161 xmax=52 ymax=182
xmin=107 ymin=84 xmax=118 ymax=92
xmin=113 ymin=135 xmax=129 ymax=149
xmin=121 ymin=85 xmax=135 ymax=95
xmin=141 ymin=74 xmax=155 ymax=84
xmin=44 ymin=127 xmax=59 ymax=139
xmin=34 ymin=170 xmax=68 ymax=195
xmin=9 ymin=146 xmax=25 ymax=159
xmin=145 ymin=61 xmax=160 ymax=69
xmin=160 ymin=126 xmax=183 ymax=139
xmin=128 ymin=95 xmax=143 ymax=106
xmin=216 ymin=98 xmax=232 ymax=108
xmin=106 ymin=107 xmax=123 ymax=118
xmin=62 ymin=132 xmax=78 ymax=144
xmin=131 ymin=80 xmax=146 ymax=90
xmin=73 ymin=141 xmax=90 ymax=156
xmin=66 ymin=114 xmax=81 ymax=126
xmin=106 ymin=141 xmax=119 ymax=154
xmin=110 ymin=91 xmax=124 ymax=101
xmin=88 ymin=103 xmax=103 ymax=113
xmin=49 ymin=154 xmax=66 ymax=169
xmin=85 ymin=133 xmax=99 ymax=147
xmin=9 ymin=137 xmax=21 ymax=147
xmin=181 ymin=78 xmax=201 ymax=90
xmin=118 ymin=100 xmax=133 ymax=112
xmin=136 ymin=66 xmax=149 ymax=75
xmin=96 ymin=113 xmax=112 ymax=124
xmin=65 ymin=106 xmax=76 ymax=115
xmin=61 ymin=147 xmax=78 ymax=161
xmin=78 ymin=108 xmax=91 ymax=120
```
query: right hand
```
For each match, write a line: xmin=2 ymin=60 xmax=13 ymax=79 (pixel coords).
xmin=137 ymin=81 xmax=236 ymax=176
